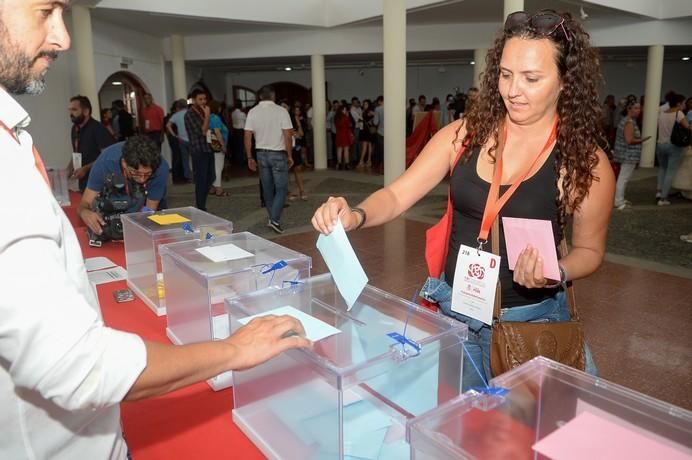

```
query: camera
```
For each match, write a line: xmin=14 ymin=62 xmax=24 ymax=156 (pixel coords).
xmin=88 ymin=173 xmax=143 ymax=247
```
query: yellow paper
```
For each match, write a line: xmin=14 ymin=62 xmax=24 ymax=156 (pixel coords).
xmin=147 ymin=213 xmax=190 ymax=225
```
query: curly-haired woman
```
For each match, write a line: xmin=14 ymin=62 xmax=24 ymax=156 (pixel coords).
xmin=312 ymin=10 xmax=614 ymax=389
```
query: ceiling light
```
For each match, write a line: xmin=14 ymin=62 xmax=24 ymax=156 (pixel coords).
xmin=284 ymin=66 xmax=292 ymax=71
xmin=112 ymin=81 xmax=122 ymax=86
xmin=683 ymin=57 xmax=690 ymax=61
xmin=470 ymin=60 xmax=475 ymax=65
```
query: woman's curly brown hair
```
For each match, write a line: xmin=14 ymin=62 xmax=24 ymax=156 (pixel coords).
xmin=456 ymin=10 xmax=604 ymax=230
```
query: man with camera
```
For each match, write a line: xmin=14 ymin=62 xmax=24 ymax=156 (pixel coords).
xmin=78 ymin=135 xmax=169 ymax=240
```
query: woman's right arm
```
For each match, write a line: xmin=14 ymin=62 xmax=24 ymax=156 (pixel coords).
xmin=312 ymin=119 xmax=467 ymax=234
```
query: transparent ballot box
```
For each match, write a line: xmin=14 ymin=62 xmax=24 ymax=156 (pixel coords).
xmin=161 ymin=232 xmax=312 ymax=390
xmin=408 ymin=356 xmax=692 ymax=460
xmin=122 ymin=207 xmax=233 ymax=316
xmin=46 ymin=166 xmax=69 ymax=206
xmin=225 ymin=273 xmax=469 ymax=460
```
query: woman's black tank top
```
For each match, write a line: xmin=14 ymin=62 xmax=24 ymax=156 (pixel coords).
xmin=444 ymin=146 xmax=562 ymax=307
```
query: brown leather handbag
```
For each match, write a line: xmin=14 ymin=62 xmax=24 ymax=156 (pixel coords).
xmin=489 ymin=218 xmax=586 ymax=376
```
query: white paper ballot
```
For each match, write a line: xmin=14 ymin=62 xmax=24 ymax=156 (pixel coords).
xmin=316 ymin=219 xmax=368 ymax=311
xmin=212 ymin=314 xmax=231 ymax=340
xmin=84 ymin=257 xmax=117 ymax=272
xmin=195 ymin=243 xmax=254 ymax=263
xmin=237 ymin=306 xmax=342 ymax=342
xmin=87 ymin=266 xmax=127 ymax=285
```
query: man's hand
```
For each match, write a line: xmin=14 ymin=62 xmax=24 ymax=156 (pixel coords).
xmin=224 ymin=315 xmax=311 ymax=370
xmin=202 ymin=105 xmax=211 ymax=119
xmin=287 ymin=154 xmax=294 ymax=169
xmin=247 ymin=158 xmax=257 ymax=172
xmin=80 ymin=209 xmax=105 ymax=235
xmin=71 ymin=166 xmax=88 ymax=180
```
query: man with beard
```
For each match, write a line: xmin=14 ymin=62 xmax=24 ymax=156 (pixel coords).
xmin=0 ymin=2 xmax=310 ymax=458
xmin=68 ymin=94 xmax=115 ymax=191
xmin=184 ymin=88 xmax=215 ymax=211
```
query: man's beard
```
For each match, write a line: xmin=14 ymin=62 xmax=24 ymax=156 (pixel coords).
xmin=0 ymin=23 xmax=57 ymax=95
xmin=70 ymin=114 xmax=85 ymax=125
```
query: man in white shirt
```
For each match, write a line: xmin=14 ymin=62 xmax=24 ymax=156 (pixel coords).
xmin=0 ymin=3 xmax=309 ymax=458
xmin=244 ymin=86 xmax=294 ymax=234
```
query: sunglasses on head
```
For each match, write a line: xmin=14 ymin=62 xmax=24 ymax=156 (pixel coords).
xmin=504 ymin=11 xmax=572 ymax=42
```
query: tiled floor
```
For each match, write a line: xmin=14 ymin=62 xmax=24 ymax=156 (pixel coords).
xmin=276 ymin=217 xmax=692 ymax=411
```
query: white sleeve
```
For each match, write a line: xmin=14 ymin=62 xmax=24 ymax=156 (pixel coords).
xmin=244 ymin=110 xmax=255 ymax=132
xmin=0 ymin=200 xmax=146 ymax=410
xmin=280 ymin=108 xmax=293 ymax=130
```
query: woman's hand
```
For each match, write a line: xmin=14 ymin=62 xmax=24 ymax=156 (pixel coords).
xmin=512 ymin=245 xmax=556 ymax=288
xmin=311 ymin=196 xmax=357 ymax=234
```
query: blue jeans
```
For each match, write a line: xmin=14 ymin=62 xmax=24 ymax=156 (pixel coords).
xmin=421 ymin=276 xmax=598 ymax=391
xmin=191 ymin=149 xmax=215 ymax=211
xmin=178 ymin=140 xmax=192 ymax=180
xmin=656 ymin=142 xmax=685 ymax=199
xmin=257 ymin=150 xmax=289 ymax=223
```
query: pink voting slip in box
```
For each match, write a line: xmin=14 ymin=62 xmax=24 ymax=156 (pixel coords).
xmin=532 ymin=410 xmax=692 ymax=460
xmin=501 ymin=217 xmax=560 ymax=281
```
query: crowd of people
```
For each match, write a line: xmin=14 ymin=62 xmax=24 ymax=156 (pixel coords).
xmin=604 ymin=91 xmax=691 ymax=211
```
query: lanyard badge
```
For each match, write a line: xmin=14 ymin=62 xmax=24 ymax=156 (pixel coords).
xmin=451 ymin=118 xmax=559 ymax=325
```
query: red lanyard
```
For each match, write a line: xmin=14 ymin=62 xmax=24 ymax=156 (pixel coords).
xmin=477 ymin=117 xmax=559 ymax=245
xmin=1 ymin=120 xmax=50 ymax=186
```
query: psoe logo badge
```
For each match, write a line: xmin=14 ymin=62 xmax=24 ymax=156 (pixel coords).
xmin=467 ymin=263 xmax=485 ymax=280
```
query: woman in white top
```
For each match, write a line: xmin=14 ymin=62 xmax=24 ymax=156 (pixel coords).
xmin=231 ymin=99 xmax=247 ymax=165
xmin=656 ymin=93 xmax=689 ymax=205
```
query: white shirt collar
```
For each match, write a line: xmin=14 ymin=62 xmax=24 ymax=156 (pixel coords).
xmin=0 ymin=87 xmax=31 ymax=131
xmin=259 ymin=100 xmax=275 ymax=106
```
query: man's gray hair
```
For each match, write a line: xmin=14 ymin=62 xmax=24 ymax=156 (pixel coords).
xmin=258 ymin=85 xmax=275 ymax=101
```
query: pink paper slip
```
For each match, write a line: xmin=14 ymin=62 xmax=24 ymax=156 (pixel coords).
xmin=532 ymin=411 xmax=692 ymax=460
xmin=502 ymin=217 xmax=560 ymax=281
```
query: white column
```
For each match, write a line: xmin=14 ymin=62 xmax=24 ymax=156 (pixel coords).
xmin=71 ymin=6 xmax=99 ymax=119
xmin=504 ymin=0 xmax=524 ymax=18
xmin=311 ymin=55 xmax=328 ymax=170
xmin=383 ymin=0 xmax=406 ymax=186
xmin=640 ymin=45 xmax=664 ymax=168
xmin=473 ymin=48 xmax=487 ymax=89
xmin=171 ymin=35 xmax=188 ymax=100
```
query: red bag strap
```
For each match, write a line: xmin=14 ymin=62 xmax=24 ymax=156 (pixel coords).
xmin=424 ymin=136 xmax=470 ymax=278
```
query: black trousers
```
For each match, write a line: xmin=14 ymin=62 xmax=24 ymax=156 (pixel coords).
xmin=191 ymin=149 xmax=215 ymax=211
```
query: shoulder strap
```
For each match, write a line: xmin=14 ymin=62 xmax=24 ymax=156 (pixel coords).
xmin=489 ymin=126 xmax=579 ymax=322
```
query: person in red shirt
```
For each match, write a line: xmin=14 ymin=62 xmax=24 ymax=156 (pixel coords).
xmin=141 ymin=92 xmax=165 ymax=150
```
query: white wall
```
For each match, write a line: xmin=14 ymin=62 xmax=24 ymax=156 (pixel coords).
xmin=223 ymin=64 xmax=474 ymax=105
xmin=601 ymin=60 xmax=692 ymax=102
xmin=176 ymin=18 xmax=692 ymax=62
xmin=92 ymin=19 xmax=167 ymax=114
xmin=218 ymin=59 xmax=692 ymax=109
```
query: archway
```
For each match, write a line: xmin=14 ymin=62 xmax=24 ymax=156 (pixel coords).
xmin=98 ymin=71 xmax=150 ymax=132
xmin=268 ymin=81 xmax=311 ymax=107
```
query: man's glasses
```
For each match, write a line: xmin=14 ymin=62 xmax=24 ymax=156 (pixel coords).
xmin=126 ymin=167 xmax=153 ymax=179
xmin=504 ymin=11 xmax=572 ymax=42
